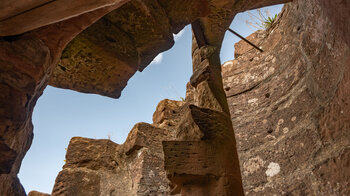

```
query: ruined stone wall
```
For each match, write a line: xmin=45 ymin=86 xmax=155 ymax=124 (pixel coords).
xmin=222 ymin=0 xmax=350 ymax=195
xmin=51 ymin=122 xmax=174 ymax=196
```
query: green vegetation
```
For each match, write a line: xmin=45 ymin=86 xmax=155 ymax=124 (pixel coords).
xmin=263 ymin=14 xmax=278 ymax=29
xmin=245 ymin=8 xmax=278 ymax=30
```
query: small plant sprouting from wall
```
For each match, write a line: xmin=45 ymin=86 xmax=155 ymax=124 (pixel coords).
xmin=245 ymin=8 xmax=278 ymax=30
xmin=107 ymin=133 xmax=112 ymax=140
xmin=64 ymin=148 xmax=67 ymax=162
xmin=263 ymin=14 xmax=278 ymax=29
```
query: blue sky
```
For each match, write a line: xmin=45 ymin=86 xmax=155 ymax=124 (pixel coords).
xmin=18 ymin=4 xmax=283 ymax=193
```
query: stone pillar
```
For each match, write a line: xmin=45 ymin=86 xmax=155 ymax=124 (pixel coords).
xmin=162 ymin=20 xmax=244 ymax=195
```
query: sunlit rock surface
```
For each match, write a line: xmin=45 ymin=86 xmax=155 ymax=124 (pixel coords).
xmin=43 ymin=1 xmax=350 ymax=192
xmin=52 ymin=123 xmax=172 ymax=196
xmin=28 ymin=190 xmax=50 ymax=196
xmin=49 ymin=0 xmax=288 ymax=98
xmin=222 ymin=0 xmax=350 ymax=194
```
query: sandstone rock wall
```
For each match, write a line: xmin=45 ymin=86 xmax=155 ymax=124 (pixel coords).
xmin=51 ymin=122 xmax=174 ymax=196
xmin=44 ymin=0 xmax=350 ymax=193
xmin=0 ymin=4 xmax=128 ymax=195
xmin=28 ymin=190 xmax=50 ymax=196
xmin=222 ymin=0 xmax=350 ymax=195
xmin=49 ymin=0 xmax=288 ymax=98
xmin=0 ymin=0 xmax=288 ymax=194
xmin=0 ymin=0 xmax=130 ymax=36
xmin=159 ymin=19 xmax=245 ymax=194
xmin=48 ymin=0 xmax=209 ymax=98
xmin=1 ymin=0 xmax=348 ymax=195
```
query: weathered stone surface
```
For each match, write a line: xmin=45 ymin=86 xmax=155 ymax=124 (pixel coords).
xmin=0 ymin=35 xmax=51 ymax=196
xmin=52 ymin=169 xmax=101 ymax=196
xmin=49 ymin=0 xmax=289 ymax=98
xmin=152 ymin=99 xmax=185 ymax=130
xmin=4 ymin=0 xmax=348 ymax=195
xmin=52 ymin=123 xmax=172 ymax=196
xmin=163 ymin=104 xmax=243 ymax=195
xmin=49 ymin=0 xmax=173 ymax=98
xmin=162 ymin=10 xmax=247 ymax=193
xmin=0 ymin=0 xmax=51 ymax=20
xmin=233 ymin=30 xmax=265 ymax=59
xmin=49 ymin=0 xmax=349 ymax=195
xmin=0 ymin=0 xmax=130 ymax=36
xmin=154 ymin=101 xmax=243 ymax=195
xmin=48 ymin=0 xmax=209 ymax=98
xmin=50 ymin=1 xmax=290 ymax=195
xmin=153 ymin=97 xmax=239 ymax=192
xmin=64 ymin=138 xmax=119 ymax=171
xmin=313 ymin=147 xmax=350 ymax=195
xmin=0 ymin=4 xmax=127 ymax=195
xmin=319 ymin=0 xmax=350 ymax=48
xmin=222 ymin=0 xmax=350 ymax=195
xmin=28 ymin=190 xmax=50 ymax=196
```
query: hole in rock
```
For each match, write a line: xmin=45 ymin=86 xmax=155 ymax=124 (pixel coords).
xmin=297 ymin=26 xmax=301 ymax=31
xmin=1 ymin=34 xmax=22 ymax=42
xmin=18 ymin=26 xmax=193 ymax=194
xmin=221 ymin=4 xmax=284 ymax=63
xmin=16 ymin=4 xmax=285 ymax=194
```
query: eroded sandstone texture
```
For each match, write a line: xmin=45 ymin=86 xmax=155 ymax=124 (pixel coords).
xmin=28 ymin=190 xmax=50 ymax=196
xmin=0 ymin=3 xmax=128 ymax=195
xmin=51 ymin=0 xmax=350 ymax=195
xmin=52 ymin=122 xmax=172 ymax=196
xmin=0 ymin=0 xmax=288 ymax=194
xmin=48 ymin=0 xmax=209 ymax=98
xmin=48 ymin=0 xmax=287 ymax=98
xmin=50 ymin=2 xmax=248 ymax=194
xmin=222 ymin=0 xmax=350 ymax=195
xmin=1 ymin=0 xmax=348 ymax=195
xmin=0 ymin=0 xmax=130 ymax=36
xmin=50 ymin=100 xmax=186 ymax=195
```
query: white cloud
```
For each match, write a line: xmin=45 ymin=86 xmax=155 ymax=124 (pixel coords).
xmin=151 ymin=53 xmax=163 ymax=64
xmin=150 ymin=29 xmax=185 ymax=65
xmin=173 ymin=29 xmax=185 ymax=41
